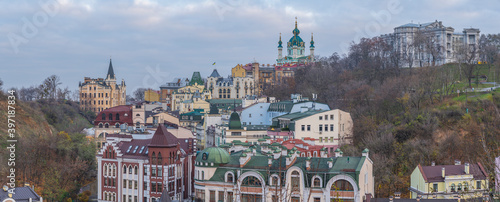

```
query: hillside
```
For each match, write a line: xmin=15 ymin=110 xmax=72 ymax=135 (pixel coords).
xmin=0 ymin=92 xmax=96 ymax=201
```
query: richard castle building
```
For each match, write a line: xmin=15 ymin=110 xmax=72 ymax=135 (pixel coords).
xmin=79 ymin=59 xmax=126 ymax=114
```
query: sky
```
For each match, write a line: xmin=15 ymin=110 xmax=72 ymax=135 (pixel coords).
xmin=1 ymin=0 xmax=500 ymax=95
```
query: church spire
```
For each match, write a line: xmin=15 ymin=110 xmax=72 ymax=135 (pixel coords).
xmin=107 ymin=58 xmax=115 ymax=80
xmin=310 ymin=33 xmax=315 ymax=48
xmin=278 ymin=33 xmax=283 ymax=48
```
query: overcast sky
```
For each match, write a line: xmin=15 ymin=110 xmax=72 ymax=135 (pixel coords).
xmin=1 ymin=0 xmax=500 ymax=94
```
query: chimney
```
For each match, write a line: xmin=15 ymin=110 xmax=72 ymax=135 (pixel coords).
xmin=335 ymin=148 xmax=342 ymax=157
xmin=465 ymin=163 xmax=469 ymax=174
xmin=362 ymin=148 xmax=369 ymax=158
xmin=306 ymin=157 xmax=311 ymax=170
xmin=268 ymin=156 xmax=273 ymax=167
xmin=442 ymin=167 xmax=445 ymax=178
xmin=365 ymin=193 xmax=372 ymax=202
xmin=431 ymin=161 xmax=435 ymax=166
xmin=455 ymin=160 xmax=461 ymax=165
xmin=328 ymin=158 xmax=333 ymax=168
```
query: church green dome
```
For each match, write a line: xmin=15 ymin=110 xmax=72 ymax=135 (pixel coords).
xmin=196 ymin=147 xmax=230 ymax=166
xmin=288 ymin=18 xmax=304 ymax=47
xmin=228 ymin=112 xmax=242 ymax=129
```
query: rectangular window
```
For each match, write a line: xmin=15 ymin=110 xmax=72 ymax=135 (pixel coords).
xmin=134 ymin=196 xmax=137 ymax=202
xmin=319 ymin=116 xmax=322 ymax=120
xmin=320 ymin=137 xmax=323 ymax=142
xmin=144 ymin=182 xmax=148 ymax=190
xmin=218 ymin=191 xmax=224 ymax=202
xmin=158 ymin=182 xmax=162 ymax=192
xmin=249 ymin=114 xmax=252 ymax=118
xmin=227 ymin=192 xmax=233 ymax=202
xmin=301 ymin=125 xmax=305 ymax=131
xmin=144 ymin=166 xmax=147 ymax=175
xmin=307 ymin=125 xmax=311 ymax=131
xmin=314 ymin=198 xmax=321 ymax=202
xmin=210 ymin=190 xmax=216 ymax=202
xmin=477 ymin=181 xmax=481 ymax=189
xmin=330 ymin=124 xmax=334 ymax=131
xmin=123 ymin=180 xmax=127 ymax=188
xmin=128 ymin=180 xmax=132 ymax=189
xmin=319 ymin=124 xmax=323 ymax=132
xmin=325 ymin=115 xmax=328 ymax=120
xmin=158 ymin=168 xmax=162 ymax=177
xmin=331 ymin=115 xmax=334 ymax=120
xmin=134 ymin=181 xmax=138 ymax=189
xmin=433 ymin=183 xmax=438 ymax=192
xmin=325 ymin=125 xmax=328 ymax=131
xmin=152 ymin=167 xmax=156 ymax=177
xmin=123 ymin=195 xmax=126 ymax=202
xmin=152 ymin=182 xmax=157 ymax=192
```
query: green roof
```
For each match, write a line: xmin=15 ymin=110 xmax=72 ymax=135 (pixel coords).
xmin=228 ymin=112 xmax=242 ymax=130
xmin=274 ymin=110 xmax=327 ymax=122
xmin=195 ymin=147 xmax=230 ymax=165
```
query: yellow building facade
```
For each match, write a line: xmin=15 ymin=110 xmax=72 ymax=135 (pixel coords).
xmin=79 ymin=59 xmax=126 ymax=114
xmin=410 ymin=162 xmax=488 ymax=199
xmin=144 ymin=89 xmax=160 ymax=102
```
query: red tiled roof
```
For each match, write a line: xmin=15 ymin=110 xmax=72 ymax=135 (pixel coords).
xmin=94 ymin=105 xmax=133 ymax=126
xmin=149 ymin=124 xmax=179 ymax=147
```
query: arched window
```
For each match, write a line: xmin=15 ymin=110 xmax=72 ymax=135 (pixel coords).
xmin=102 ymin=113 xmax=106 ymax=120
xmin=242 ymin=176 xmax=261 ymax=187
xmin=219 ymin=89 xmax=222 ymax=94
xmin=271 ymin=176 xmax=279 ymax=186
xmin=313 ymin=177 xmax=321 ymax=187
xmin=112 ymin=165 xmax=116 ymax=177
xmin=151 ymin=152 xmax=156 ymax=164
xmin=332 ymin=180 xmax=354 ymax=191
xmin=291 ymin=171 xmax=300 ymax=192
xmin=226 ymin=173 xmax=233 ymax=183
xmin=451 ymin=183 xmax=456 ymax=192
xmin=116 ymin=113 xmax=120 ymax=120
xmin=458 ymin=183 xmax=462 ymax=191
xmin=464 ymin=182 xmax=469 ymax=191
xmin=104 ymin=123 xmax=109 ymax=128
xmin=128 ymin=165 xmax=132 ymax=174
xmin=134 ymin=166 xmax=138 ymax=175
xmin=103 ymin=164 xmax=108 ymax=177
xmin=123 ymin=165 xmax=127 ymax=174
xmin=223 ymin=89 xmax=226 ymax=93
xmin=109 ymin=113 xmax=113 ymax=120
xmin=115 ymin=123 xmax=120 ymax=128
xmin=157 ymin=152 xmax=162 ymax=165
xmin=99 ymin=123 xmax=103 ymax=128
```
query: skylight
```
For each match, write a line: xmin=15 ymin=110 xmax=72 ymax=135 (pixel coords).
xmin=126 ymin=145 xmax=132 ymax=153
xmin=139 ymin=146 xmax=145 ymax=154
xmin=132 ymin=146 xmax=139 ymax=153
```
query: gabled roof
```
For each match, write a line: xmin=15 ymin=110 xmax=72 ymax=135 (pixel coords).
xmin=149 ymin=124 xmax=179 ymax=147
xmin=209 ymin=69 xmax=221 ymax=78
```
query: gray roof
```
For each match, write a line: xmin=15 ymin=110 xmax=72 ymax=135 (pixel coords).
xmin=397 ymin=22 xmax=433 ymax=28
xmin=0 ymin=187 xmax=42 ymax=202
xmin=107 ymin=59 xmax=115 ymax=79
xmin=209 ymin=69 xmax=221 ymax=78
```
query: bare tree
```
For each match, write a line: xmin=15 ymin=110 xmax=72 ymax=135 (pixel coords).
xmin=133 ymin=88 xmax=146 ymax=101
xmin=456 ymin=41 xmax=479 ymax=88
